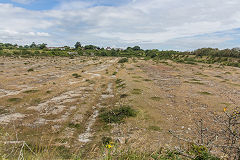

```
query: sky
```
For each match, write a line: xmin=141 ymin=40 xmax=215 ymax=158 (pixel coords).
xmin=1 ymin=0 xmax=240 ymax=50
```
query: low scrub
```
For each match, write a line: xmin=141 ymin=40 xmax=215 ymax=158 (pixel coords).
xmin=118 ymin=58 xmax=128 ymax=63
xmin=99 ymin=106 xmax=137 ymax=123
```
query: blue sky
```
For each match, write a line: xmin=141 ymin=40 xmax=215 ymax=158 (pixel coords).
xmin=1 ymin=0 xmax=240 ymax=50
xmin=0 ymin=0 xmax=131 ymax=10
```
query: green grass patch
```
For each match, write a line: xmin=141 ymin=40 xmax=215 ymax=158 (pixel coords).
xmin=225 ymin=72 xmax=231 ymax=74
xmin=148 ymin=125 xmax=162 ymax=132
xmin=68 ymin=123 xmax=82 ymax=129
xmin=72 ymin=73 xmax=81 ymax=78
xmin=0 ymin=108 xmax=9 ymax=114
xmin=191 ymin=79 xmax=201 ymax=81
xmin=115 ymin=79 xmax=123 ymax=84
xmin=116 ymin=83 xmax=126 ymax=89
xmin=8 ymin=98 xmax=22 ymax=103
xmin=133 ymin=80 xmax=141 ymax=82
xmin=131 ymin=89 xmax=142 ymax=95
xmin=120 ymin=94 xmax=128 ymax=98
xmin=150 ymin=96 xmax=162 ymax=101
xmin=99 ymin=106 xmax=137 ymax=123
xmin=214 ymin=75 xmax=222 ymax=78
xmin=184 ymin=81 xmax=204 ymax=85
xmin=23 ymin=90 xmax=39 ymax=94
xmin=27 ymin=68 xmax=34 ymax=72
xmin=31 ymin=98 xmax=42 ymax=105
xmin=86 ymin=79 xmax=95 ymax=84
xmin=198 ymin=91 xmax=212 ymax=95
xmin=46 ymin=90 xmax=52 ymax=94
xmin=132 ymin=76 xmax=142 ymax=79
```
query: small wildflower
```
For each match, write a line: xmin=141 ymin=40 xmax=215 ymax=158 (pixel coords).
xmin=224 ymin=107 xmax=227 ymax=112
xmin=106 ymin=144 xmax=112 ymax=149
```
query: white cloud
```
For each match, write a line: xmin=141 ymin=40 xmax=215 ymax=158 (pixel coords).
xmin=1 ymin=0 xmax=240 ymax=49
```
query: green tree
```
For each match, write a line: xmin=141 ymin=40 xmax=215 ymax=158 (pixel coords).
xmin=132 ymin=46 xmax=141 ymax=51
xmin=39 ymin=43 xmax=47 ymax=49
xmin=74 ymin=42 xmax=81 ymax=49
xmin=30 ymin=42 xmax=37 ymax=48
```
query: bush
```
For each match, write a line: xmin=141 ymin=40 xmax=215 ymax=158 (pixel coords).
xmin=72 ymin=73 xmax=81 ymax=78
xmin=27 ymin=68 xmax=34 ymax=72
xmin=118 ymin=58 xmax=128 ymax=63
xmin=99 ymin=106 xmax=137 ymax=123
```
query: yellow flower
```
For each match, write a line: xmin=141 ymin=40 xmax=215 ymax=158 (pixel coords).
xmin=224 ymin=107 xmax=227 ymax=112
xmin=106 ymin=144 xmax=112 ymax=149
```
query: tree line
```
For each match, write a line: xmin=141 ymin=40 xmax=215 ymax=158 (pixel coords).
xmin=0 ymin=42 xmax=240 ymax=67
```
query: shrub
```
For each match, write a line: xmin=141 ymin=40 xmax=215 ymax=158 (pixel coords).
xmin=27 ymin=68 xmax=34 ymax=72
xmin=118 ymin=58 xmax=128 ymax=63
xmin=99 ymin=106 xmax=137 ymax=123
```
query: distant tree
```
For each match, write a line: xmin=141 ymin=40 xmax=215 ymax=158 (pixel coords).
xmin=84 ymin=45 xmax=98 ymax=50
xmin=100 ymin=51 xmax=107 ymax=56
xmin=74 ymin=42 xmax=82 ymax=49
xmin=64 ymin=46 xmax=70 ymax=50
xmin=126 ymin=47 xmax=132 ymax=50
xmin=39 ymin=43 xmax=47 ymax=49
xmin=24 ymin=45 xmax=29 ymax=49
xmin=132 ymin=46 xmax=141 ymax=51
xmin=30 ymin=42 xmax=37 ymax=48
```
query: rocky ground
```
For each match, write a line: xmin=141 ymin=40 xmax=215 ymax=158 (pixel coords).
xmin=0 ymin=56 xmax=239 ymax=159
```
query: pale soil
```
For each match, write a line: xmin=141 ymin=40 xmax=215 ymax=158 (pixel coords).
xmin=0 ymin=56 xmax=239 ymax=158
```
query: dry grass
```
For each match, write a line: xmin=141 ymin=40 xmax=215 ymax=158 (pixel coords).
xmin=0 ymin=56 xmax=239 ymax=159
